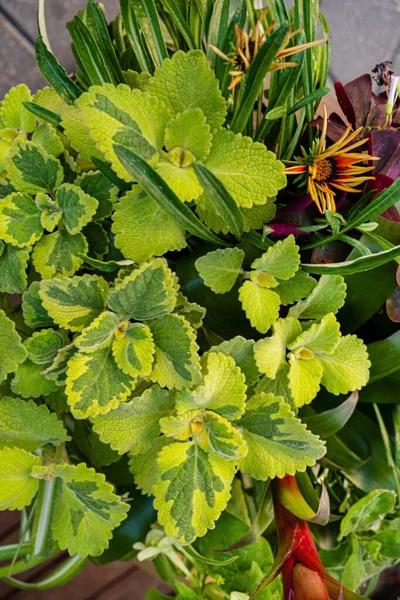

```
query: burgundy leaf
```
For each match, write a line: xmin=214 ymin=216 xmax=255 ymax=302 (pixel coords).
xmin=334 ymin=81 xmax=356 ymax=129
xmin=344 ymin=74 xmax=372 ymax=129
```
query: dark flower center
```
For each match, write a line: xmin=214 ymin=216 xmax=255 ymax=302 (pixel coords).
xmin=314 ymin=158 xmax=334 ymax=182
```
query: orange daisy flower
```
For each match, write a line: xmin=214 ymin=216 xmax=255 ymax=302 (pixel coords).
xmin=209 ymin=8 xmax=325 ymax=90
xmin=285 ymin=106 xmax=379 ymax=214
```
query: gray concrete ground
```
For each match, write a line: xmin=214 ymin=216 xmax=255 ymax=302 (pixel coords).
xmin=0 ymin=0 xmax=399 ymax=97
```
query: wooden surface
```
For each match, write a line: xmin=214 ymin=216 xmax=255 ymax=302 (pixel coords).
xmin=0 ymin=512 xmax=171 ymax=599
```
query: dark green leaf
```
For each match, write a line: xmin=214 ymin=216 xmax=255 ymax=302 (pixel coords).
xmin=344 ymin=177 xmax=400 ymax=232
xmin=368 ymin=331 xmax=400 ymax=383
xmin=86 ymin=0 xmax=126 ymax=84
xmin=158 ymin=0 xmax=197 ymax=49
xmin=302 ymin=391 xmax=358 ymax=439
xmin=90 ymin=157 xmax=132 ymax=192
xmin=206 ymin=0 xmax=230 ymax=71
xmin=35 ymin=36 xmax=81 ymax=104
xmin=78 ymin=254 xmax=134 ymax=272
xmin=193 ymin=163 xmax=244 ymax=239
xmin=66 ymin=16 xmax=112 ymax=85
xmin=23 ymin=102 xmax=63 ymax=132
xmin=113 ymin=145 xmax=225 ymax=245
xmin=231 ymin=25 xmax=288 ymax=134
xmin=120 ymin=0 xmax=152 ymax=73
xmin=129 ymin=0 xmax=168 ymax=69
xmin=287 ymin=88 xmax=330 ymax=116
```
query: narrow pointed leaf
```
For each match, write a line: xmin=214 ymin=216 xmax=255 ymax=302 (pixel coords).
xmin=86 ymin=0 xmax=125 ymax=84
xmin=35 ymin=36 xmax=81 ymax=104
xmin=193 ymin=163 xmax=244 ymax=239
xmin=67 ymin=16 xmax=112 ymax=85
xmin=302 ymin=245 xmax=400 ymax=275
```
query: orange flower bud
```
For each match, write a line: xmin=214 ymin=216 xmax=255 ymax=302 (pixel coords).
xmin=291 ymin=563 xmax=330 ymax=600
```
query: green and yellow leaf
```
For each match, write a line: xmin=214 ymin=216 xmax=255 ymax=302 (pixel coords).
xmin=107 ymin=259 xmax=177 ymax=321
xmin=164 ymin=108 xmax=212 ymax=162
xmin=153 ymin=441 xmax=236 ymax=544
xmin=0 ymin=84 xmax=36 ymax=132
xmin=210 ymin=336 xmax=260 ymax=387
xmin=35 ymin=193 xmax=62 ymax=232
xmin=39 ymin=274 xmax=108 ymax=331
xmin=74 ymin=311 xmax=120 ymax=352
xmin=238 ymin=393 xmax=326 ymax=479
xmin=50 ymin=462 xmax=129 ymax=557
xmin=32 ymin=123 xmax=64 ymax=157
xmin=24 ymin=328 xmax=64 ymax=364
xmin=150 ymin=314 xmax=200 ymax=390
xmin=32 ymin=229 xmax=88 ymax=279
xmin=11 ymin=358 xmax=58 ymax=398
xmin=288 ymin=355 xmax=323 ymax=407
xmin=275 ymin=270 xmax=317 ymax=306
xmin=0 ymin=242 xmax=30 ymax=294
xmin=7 ymin=141 xmax=63 ymax=194
xmin=56 ymin=183 xmax=98 ymax=234
xmin=0 ymin=310 xmax=27 ymax=382
xmin=22 ymin=281 xmax=53 ymax=328
xmin=288 ymin=313 xmax=341 ymax=356
xmin=112 ymin=323 xmax=155 ymax=377
xmin=0 ymin=192 xmax=43 ymax=247
xmin=92 ymin=385 xmax=174 ymax=455
xmin=75 ymin=170 xmax=118 ymax=221
xmin=129 ymin=436 xmax=173 ymax=496
xmin=66 ymin=346 xmax=136 ymax=419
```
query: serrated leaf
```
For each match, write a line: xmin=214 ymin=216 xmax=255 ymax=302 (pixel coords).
xmin=32 ymin=123 xmax=64 ymax=157
xmin=164 ymin=108 xmax=212 ymax=162
xmin=112 ymin=187 xmax=186 ymax=262
xmin=7 ymin=141 xmax=63 ymax=194
xmin=108 ymin=259 xmax=177 ymax=321
xmin=129 ymin=436 xmax=173 ymax=496
xmin=339 ymin=490 xmax=397 ymax=540
xmin=22 ymin=281 xmax=53 ymax=328
xmin=239 ymin=280 xmax=280 ymax=334
xmin=319 ymin=335 xmax=371 ymax=395
xmin=204 ymin=130 xmax=286 ymax=208
xmin=78 ymin=84 xmax=170 ymax=180
xmin=11 ymin=358 xmax=58 ymax=398
xmin=75 ymin=170 xmax=118 ymax=220
xmin=56 ymin=183 xmax=98 ymax=234
xmin=275 ymin=270 xmax=317 ymax=306
xmin=147 ymin=51 xmax=227 ymax=132
xmin=210 ymin=337 xmax=260 ymax=387
xmin=40 ymin=274 xmax=108 ymax=331
xmin=0 ymin=243 xmax=30 ymax=294
xmin=50 ymin=462 xmax=129 ymax=556
xmin=288 ymin=313 xmax=341 ymax=356
xmin=42 ymin=344 xmax=76 ymax=386
xmin=0 ymin=447 xmax=41 ymax=510
xmin=155 ymin=159 xmax=202 ymax=203
xmin=202 ymin=411 xmax=247 ymax=460
xmin=74 ymin=312 xmax=119 ymax=352
xmin=241 ymin=201 xmax=276 ymax=233
xmin=254 ymin=317 xmax=302 ymax=379
xmin=251 ymin=236 xmax=300 ymax=280
xmin=174 ymin=293 xmax=206 ymax=330
xmin=195 ymin=248 xmax=244 ymax=293
xmin=32 ymin=229 xmax=88 ymax=279
xmin=0 ymin=192 xmax=43 ymax=247
xmin=150 ymin=314 xmax=200 ymax=390
xmin=160 ymin=409 xmax=198 ymax=441
xmin=92 ymin=385 xmax=174 ymax=454
xmin=61 ymin=105 xmax=103 ymax=160
xmin=0 ymin=396 xmax=69 ymax=451
xmin=35 ymin=192 xmax=62 ymax=232
xmin=0 ymin=310 xmax=27 ymax=382
xmin=289 ymin=275 xmax=347 ymax=319
xmin=24 ymin=329 xmax=64 ymax=364
xmin=287 ymin=356 xmax=323 ymax=408
xmin=0 ymin=84 xmax=36 ymax=131
xmin=176 ymin=352 xmax=246 ymax=420
xmin=153 ymin=441 xmax=235 ymax=544
xmin=112 ymin=323 xmax=155 ymax=377
xmin=256 ymin=362 xmax=293 ymax=403
xmin=237 ymin=393 xmax=325 ymax=479
xmin=66 ymin=346 xmax=136 ymax=418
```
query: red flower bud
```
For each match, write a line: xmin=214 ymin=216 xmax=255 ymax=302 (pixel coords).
xmin=291 ymin=563 xmax=330 ymax=600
